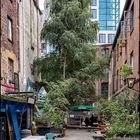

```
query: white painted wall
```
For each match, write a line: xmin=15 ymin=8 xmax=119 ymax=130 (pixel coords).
xmin=19 ymin=0 xmax=41 ymax=92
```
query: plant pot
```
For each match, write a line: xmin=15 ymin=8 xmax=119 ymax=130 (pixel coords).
xmin=99 ymin=125 xmax=110 ymax=134
xmin=37 ymin=126 xmax=53 ymax=136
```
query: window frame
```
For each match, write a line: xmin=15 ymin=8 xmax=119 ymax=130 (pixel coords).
xmin=130 ymin=51 xmax=134 ymax=70
xmin=91 ymin=0 xmax=97 ymax=6
xmin=7 ymin=16 xmax=13 ymax=42
xmin=8 ymin=58 xmax=14 ymax=83
xmin=101 ymin=83 xmax=108 ymax=97
xmin=108 ymin=34 xmax=115 ymax=43
xmin=99 ymin=34 xmax=106 ymax=43
xmin=91 ymin=9 xmax=97 ymax=19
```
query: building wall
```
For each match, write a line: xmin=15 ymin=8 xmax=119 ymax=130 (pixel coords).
xmin=1 ymin=0 xmax=19 ymax=94
xmin=109 ymin=0 xmax=140 ymax=98
xmin=95 ymin=44 xmax=112 ymax=98
xmin=18 ymin=0 xmax=41 ymax=91
xmin=91 ymin=0 xmax=121 ymax=44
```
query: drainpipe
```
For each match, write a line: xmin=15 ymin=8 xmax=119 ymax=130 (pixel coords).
xmin=0 ymin=0 xmax=2 ymax=104
xmin=0 ymin=4 xmax=3 ymax=140
xmin=112 ymin=50 xmax=115 ymax=98
xmin=139 ymin=0 xmax=140 ymax=81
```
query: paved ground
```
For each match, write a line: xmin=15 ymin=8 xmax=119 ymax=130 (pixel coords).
xmin=22 ymin=129 xmax=95 ymax=140
xmin=56 ymin=129 xmax=94 ymax=140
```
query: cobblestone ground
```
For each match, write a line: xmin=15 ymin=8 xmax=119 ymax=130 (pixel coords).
xmin=56 ymin=129 xmax=94 ymax=140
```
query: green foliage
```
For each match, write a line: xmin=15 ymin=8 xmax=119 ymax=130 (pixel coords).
xmin=44 ymin=80 xmax=71 ymax=128
xmin=35 ymin=0 xmax=110 ymax=127
xmin=96 ymin=92 xmax=139 ymax=137
xmin=120 ymin=64 xmax=132 ymax=79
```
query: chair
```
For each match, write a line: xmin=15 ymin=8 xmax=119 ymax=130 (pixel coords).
xmin=45 ymin=132 xmax=56 ymax=140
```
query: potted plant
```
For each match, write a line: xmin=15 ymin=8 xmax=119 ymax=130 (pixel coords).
xmin=34 ymin=111 xmax=54 ymax=136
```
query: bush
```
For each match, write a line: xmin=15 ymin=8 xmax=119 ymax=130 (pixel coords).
xmin=96 ymin=93 xmax=139 ymax=138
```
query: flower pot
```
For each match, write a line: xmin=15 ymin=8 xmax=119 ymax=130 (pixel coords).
xmin=37 ymin=126 xmax=53 ymax=136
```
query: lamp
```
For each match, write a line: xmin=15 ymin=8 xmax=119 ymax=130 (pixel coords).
xmin=126 ymin=78 xmax=136 ymax=88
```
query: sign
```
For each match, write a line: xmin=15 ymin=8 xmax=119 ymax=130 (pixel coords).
xmin=1 ymin=84 xmax=15 ymax=94
xmin=27 ymin=97 xmax=35 ymax=104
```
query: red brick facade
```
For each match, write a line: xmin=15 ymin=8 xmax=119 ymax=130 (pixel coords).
xmin=1 ymin=0 xmax=19 ymax=93
xmin=109 ymin=0 xmax=140 ymax=98
xmin=96 ymin=44 xmax=112 ymax=98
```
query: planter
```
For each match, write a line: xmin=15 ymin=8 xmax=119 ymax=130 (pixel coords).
xmin=37 ymin=126 xmax=53 ymax=136
xmin=106 ymin=137 xmax=139 ymax=140
xmin=99 ymin=125 xmax=109 ymax=134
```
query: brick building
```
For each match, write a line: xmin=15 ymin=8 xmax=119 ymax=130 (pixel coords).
xmin=1 ymin=0 xmax=19 ymax=93
xmin=95 ymin=44 xmax=112 ymax=98
xmin=108 ymin=0 xmax=140 ymax=99
xmin=0 ymin=0 xmax=41 ymax=139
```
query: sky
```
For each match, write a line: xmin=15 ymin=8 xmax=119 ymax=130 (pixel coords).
xmin=39 ymin=0 xmax=45 ymax=11
xmin=39 ymin=0 xmax=126 ymax=16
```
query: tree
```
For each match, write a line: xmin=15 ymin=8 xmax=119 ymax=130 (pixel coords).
xmin=35 ymin=0 xmax=109 ymax=119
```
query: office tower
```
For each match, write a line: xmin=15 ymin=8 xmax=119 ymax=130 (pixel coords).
xmin=91 ymin=0 xmax=120 ymax=44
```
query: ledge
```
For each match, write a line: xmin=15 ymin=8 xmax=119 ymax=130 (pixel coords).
xmin=0 ymin=94 xmax=27 ymax=103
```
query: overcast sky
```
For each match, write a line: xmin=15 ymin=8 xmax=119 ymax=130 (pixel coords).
xmin=39 ymin=0 xmax=126 ymax=16
xmin=39 ymin=0 xmax=45 ymax=11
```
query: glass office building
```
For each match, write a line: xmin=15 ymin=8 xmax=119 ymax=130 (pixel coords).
xmin=91 ymin=0 xmax=120 ymax=44
xmin=99 ymin=0 xmax=120 ymax=31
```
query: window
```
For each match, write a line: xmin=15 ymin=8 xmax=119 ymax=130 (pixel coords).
xmin=103 ymin=68 xmax=109 ymax=80
xmin=99 ymin=0 xmax=120 ymax=31
xmin=130 ymin=52 xmax=134 ymax=69
xmin=17 ymin=3 xmax=19 ymax=26
xmin=8 ymin=58 xmax=14 ymax=82
xmin=99 ymin=34 xmax=106 ymax=43
xmin=91 ymin=9 xmax=97 ymax=19
xmin=14 ymin=73 xmax=19 ymax=91
xmin=101 ymin=83 xmax=108 ymax=96
xmin=108 ymin=34 xmax=115 ymax=43
xmin=7 ymin=17 xmax=13 ymax=41
xmin=91 ymin=0 xmax=96 ymax=6
xmin=130 ymin=4 xmax=134 ymax=32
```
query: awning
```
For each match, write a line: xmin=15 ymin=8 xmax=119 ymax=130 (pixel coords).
xmin=68 ymin=105 xmax=95 ymax=111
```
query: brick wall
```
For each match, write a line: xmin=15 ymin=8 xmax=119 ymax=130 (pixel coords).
xmin=109 ymin=0 xmax=140 ymax=98
xmin=1 ymin=0 xmax=19 ymax=93
xmin=96 ymin=44 xmax=112 ymax=98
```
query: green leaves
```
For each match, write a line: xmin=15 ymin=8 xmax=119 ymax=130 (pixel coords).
xmin=96 ymin=93 xmax=139 ymax=137
xmin=120 ymin=64 xmax=132 ymax=79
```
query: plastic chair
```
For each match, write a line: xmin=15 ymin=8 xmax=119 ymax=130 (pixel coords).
xmin=45 ymin=132 xmax=56 ymax=140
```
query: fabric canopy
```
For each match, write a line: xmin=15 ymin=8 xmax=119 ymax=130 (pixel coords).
xmin=68 ymin=105 xmax=95 ymax=111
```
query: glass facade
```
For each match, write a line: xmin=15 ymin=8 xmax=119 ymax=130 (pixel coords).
xmin=91 ymin=0 xmax=97 ymax=6
xmin=99 ymin=0 xmax=120 ymax=31
xmin=91 ymin=9 xmax=97 ymax=19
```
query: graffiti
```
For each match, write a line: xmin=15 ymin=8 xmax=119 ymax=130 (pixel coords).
xmin=1 ymin=83 xmax=15 ymax=94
